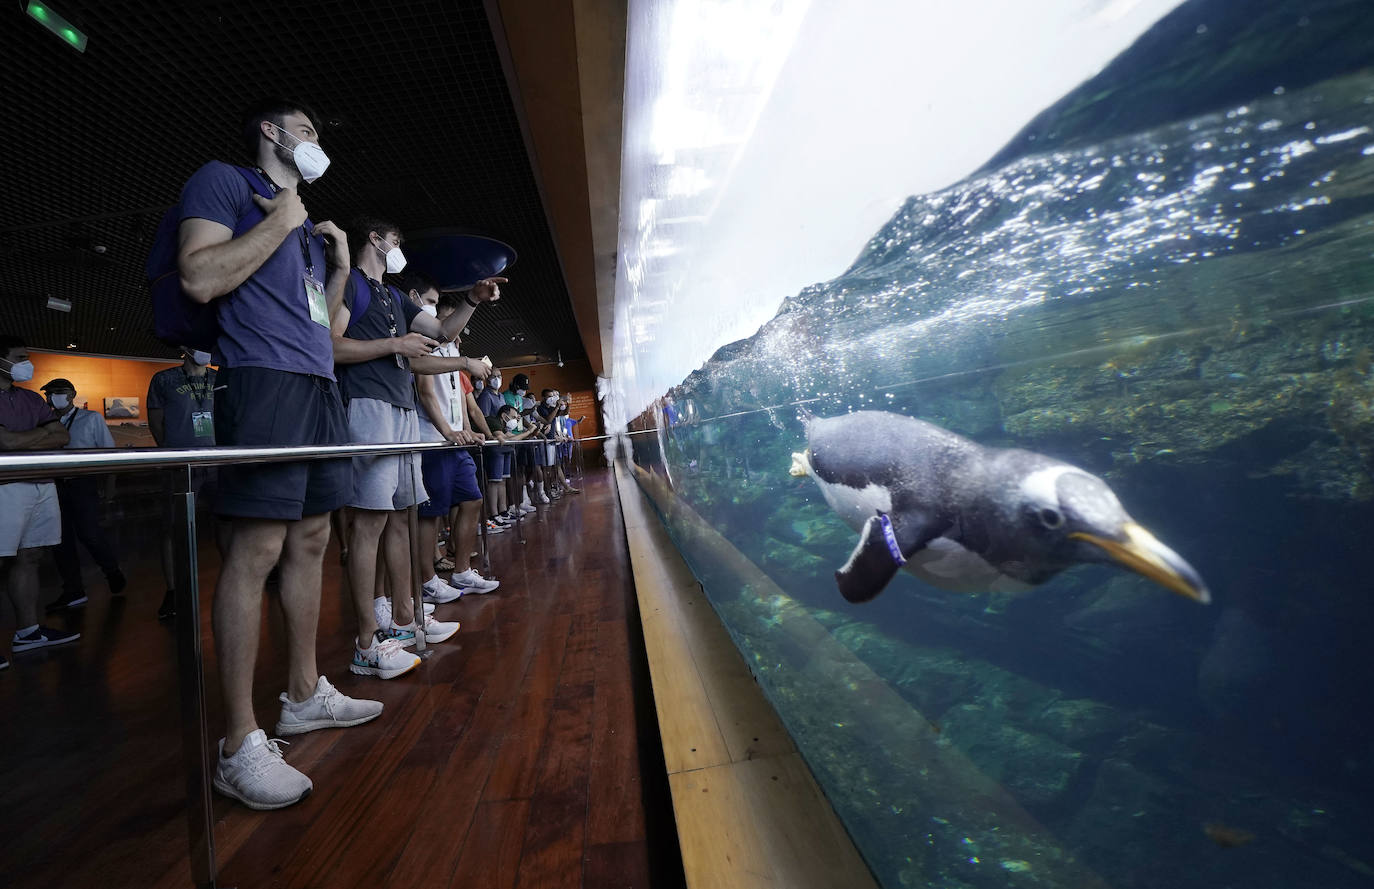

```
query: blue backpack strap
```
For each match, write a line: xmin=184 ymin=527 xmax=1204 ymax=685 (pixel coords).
xmin=345 ymin=268 xmax=372 ymax=336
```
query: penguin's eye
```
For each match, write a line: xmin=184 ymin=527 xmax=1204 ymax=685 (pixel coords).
xmin=1038 ymin=507 xmax=1065 ymax=530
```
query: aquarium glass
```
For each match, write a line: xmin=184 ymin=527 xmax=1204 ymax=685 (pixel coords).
xmin=613 ymin=1 xmax=1374 ymax=887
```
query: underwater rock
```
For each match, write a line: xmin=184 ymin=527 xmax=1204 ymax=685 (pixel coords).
xmin=1030 ymin=698 xmax=1130 ymax=754
xmin=940 ymin=704 xmax=1087 ymax=812
xmin=1063 ymin=574 xmax=1181 ymax=650
xmin=1197 ymin=607 xmax=1276 ymax=722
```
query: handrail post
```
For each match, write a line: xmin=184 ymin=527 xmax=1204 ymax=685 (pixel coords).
xmin=406 ymin=503 xmax=428 ymax=654
xmin=474 ymin=446 xmax=491 ymax=574
xmin=171 ymin=465 xmax=221 ymax=889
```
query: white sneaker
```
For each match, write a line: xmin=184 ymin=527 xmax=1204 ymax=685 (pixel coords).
xmin=422 ymin=576 xmax=462 ymax=604
xmin=275 ymin=676 xmax=383 ymax=736
xmin=350 ymin=633 xmax=421 ymax=680
xmin=377 ymin=595 xmax=435 ymax=628
xmin=536 ymin=489 xmax=550 ymax=504
xmin=518 ymin=504 xmax=536 ymax=515
xmin=213 ymin=729 xmax=312 ymax=810
xmin=396 ymin=614 xmax=460 ymax=644
xmin=484 ymin=520 xmax=507 ymax=534
xmin=450 ymin=569 xmax=500 ymax=595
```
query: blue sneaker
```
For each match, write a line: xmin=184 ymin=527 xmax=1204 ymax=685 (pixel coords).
xmin=13 ymin=625 xmax=80 ymax=653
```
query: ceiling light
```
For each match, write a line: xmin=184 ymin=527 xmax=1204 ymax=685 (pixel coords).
xmin=46 ymin=296 xmax=72 ymax=312
xmin=26 ymin=3 xmax=87 ymax=53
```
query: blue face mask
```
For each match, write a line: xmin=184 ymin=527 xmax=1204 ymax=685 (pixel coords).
xmin=474 ymin=380 xmax=484 ymax=391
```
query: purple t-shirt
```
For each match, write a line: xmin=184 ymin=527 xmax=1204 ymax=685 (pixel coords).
xmin=179 ymin=161 xmax=334 ymax=379
xmin=0 ymin=385 xmax=58 ymax=437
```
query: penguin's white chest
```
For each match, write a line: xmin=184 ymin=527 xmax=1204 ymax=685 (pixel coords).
xmin=907 ymin=537 xmax=1032 ymax=594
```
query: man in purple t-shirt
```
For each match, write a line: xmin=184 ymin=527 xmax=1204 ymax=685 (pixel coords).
xmin=174 ymin=98 xmax=380 ymax=810
xmin=0 ymin=335 xmax=75 ymax=670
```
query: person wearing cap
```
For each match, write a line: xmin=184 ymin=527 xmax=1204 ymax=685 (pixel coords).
xmin=40 ymin=378 xmax=125 ymax=612
xmin=0 ymin=336 xmax=74 ymax=670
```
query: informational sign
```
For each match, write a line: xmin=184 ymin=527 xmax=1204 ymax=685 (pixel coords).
xmin=567 ymin=390 xmax=602 ymax=443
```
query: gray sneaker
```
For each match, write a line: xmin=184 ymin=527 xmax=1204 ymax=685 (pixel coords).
xmin=213 ymin=730 xmax=312 ymax=810
xmin=274 ymin=675 xmax=383 ymax=736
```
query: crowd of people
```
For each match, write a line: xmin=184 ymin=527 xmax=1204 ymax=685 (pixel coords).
xmin=0 ymin=98 xmax=586 ymax=812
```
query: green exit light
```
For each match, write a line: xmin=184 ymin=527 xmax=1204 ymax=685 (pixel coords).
xmin=26 ymin=2 xmax=88 ymax=53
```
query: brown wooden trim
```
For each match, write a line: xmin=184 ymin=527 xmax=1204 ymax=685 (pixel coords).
xmin=614 ymin=462 xmax=879 ymax=889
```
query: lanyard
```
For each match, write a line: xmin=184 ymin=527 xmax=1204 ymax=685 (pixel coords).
xmin=254 ymin=167 xmax=315 ymax=277
xmin=363 ymin=276 xmax=399 ymax=337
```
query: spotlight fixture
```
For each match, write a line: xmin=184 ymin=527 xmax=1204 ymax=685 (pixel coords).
xmin=46 ymin=296 xmax=72 ymax=312
xmin=557 ymin=350 xmax=564 ymax=368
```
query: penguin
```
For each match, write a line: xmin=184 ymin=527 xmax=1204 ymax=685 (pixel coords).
xmin=789 ymin=410 xmax=1210 ymax=605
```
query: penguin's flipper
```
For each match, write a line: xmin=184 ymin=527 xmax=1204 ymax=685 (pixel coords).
xmin=836 ymin=511 xmax=943 ymax=603
xmin=836 ymin=515 xmax=902 ymax=602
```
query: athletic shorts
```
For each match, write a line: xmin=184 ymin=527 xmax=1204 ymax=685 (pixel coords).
xmin=346 ymin=397 xmax=426 ymax=511
xmin=0 ymin=482 xmax=61 ymax=557
xmin=491 ymin=446 xmax=514 ymax=479
xmin=214 ymin=367 xmax=351 ymax=520
xmin=517 ymin=441 xmax=537 ymax=470
xmin=418 ymin=449 xmax=482 ymax=517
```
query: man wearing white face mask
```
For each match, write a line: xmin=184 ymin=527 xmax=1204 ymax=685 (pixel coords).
xmin=147 ymin=346 xmax=229 ymax=621
xmin=175 ymin=99 xmax=379 ymax=812
xmin=333 ymin=221 xmax=503 ymax=678
xmin=39 ymin=378 xmax=124 ymax=614
xmin=0 ymin=336 xmax=74 ymax=671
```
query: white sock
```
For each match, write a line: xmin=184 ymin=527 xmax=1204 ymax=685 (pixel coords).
xmin=16 ymin=623 xmax=38 ymax=638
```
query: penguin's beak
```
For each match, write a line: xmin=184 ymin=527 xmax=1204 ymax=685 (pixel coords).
xmin=1071 ymin=522 xmax=1211 ymax=604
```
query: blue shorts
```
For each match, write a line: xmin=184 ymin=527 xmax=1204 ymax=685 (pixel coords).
xmin=214 ymin=367 xmax=351 ymax=520
xmin=488 ymin=446 xmax=513 ymax=479
xmin=418 ymin=449 xmax=482 ymax=517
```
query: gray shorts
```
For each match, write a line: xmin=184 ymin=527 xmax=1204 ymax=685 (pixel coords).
xmin=0 ymin=482 xmax=61 ymax=557
xmin=347 ymin=398 xmax=427 ymax=511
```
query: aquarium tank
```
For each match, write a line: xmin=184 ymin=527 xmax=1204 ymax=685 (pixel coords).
xmin=609 ymin=1 xmax=1374 ymax=887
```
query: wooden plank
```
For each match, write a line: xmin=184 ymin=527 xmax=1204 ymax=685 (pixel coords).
xmin=446 ymin=799 xmax=530 ymax=889
xmin=669 ymin=755 xmax=877 ymax=889
xmin=585 ymin=840 xmax=654 ymax=889
xmin=482 ymin=612 xmax=573 ymax=801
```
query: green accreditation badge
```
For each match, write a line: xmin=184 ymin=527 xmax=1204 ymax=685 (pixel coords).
xmin=305 ymin=273 xmax=329 ymax=327
xmin=450 ymin=397 xmax=464 ymax=427
xmin=192 ymin=411 xmax=214 ymax=439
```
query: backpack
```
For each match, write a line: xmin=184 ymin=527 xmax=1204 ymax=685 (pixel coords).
xmin=146 ymin=164 xmax=277 ymax=350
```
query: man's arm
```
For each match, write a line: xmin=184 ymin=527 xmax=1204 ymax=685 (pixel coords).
xmin=0 ymin=421 xmax=69 ymax=451
xmin=465 ymin=392 xmax=493 ymax=438
xmin=407 ymin=277 xmax=508 ymax=342
xmin=416 ymin=376 xmax=480 ymax=445
xmin=177 ymin=188 xmax=307 ymax=303
xmin=314 ymin=221 xmax=350 ymax=319
xmin=410 ymin=354 xmax=489 ymax=377
xmin=148 ymin=408 xmax=166 ymax=446
xmin=330 ymin=302 xmax=439 ymax=365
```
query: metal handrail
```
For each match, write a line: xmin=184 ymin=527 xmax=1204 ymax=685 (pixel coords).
xmin=0 ymin=428 xmax=661 ymax=482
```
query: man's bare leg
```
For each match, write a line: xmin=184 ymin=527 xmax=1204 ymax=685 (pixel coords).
xmin=346 ymin=508 xmax=388 ymax=647
xmin=214 ymin=518 xmax=288 ymax=754
xmin=453 ymin=500 xmax=481 ymax=574
xmin=277 ymin=513 xmax=329 ymax=703
xmin=382 ymin=510 xmax=414 ymax=626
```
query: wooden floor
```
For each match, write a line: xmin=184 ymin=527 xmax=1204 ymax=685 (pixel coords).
xmin=0 ymin=468 xmax=684 ymax=889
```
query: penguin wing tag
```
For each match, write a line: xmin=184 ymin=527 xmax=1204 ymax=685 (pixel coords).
xmin=835 ymin=512 xmax=937 ymax=603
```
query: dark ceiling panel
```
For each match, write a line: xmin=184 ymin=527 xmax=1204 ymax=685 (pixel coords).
xmin=0 ymin=0 xmax=581 ymax=365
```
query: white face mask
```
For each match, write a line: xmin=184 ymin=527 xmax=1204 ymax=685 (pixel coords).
xmin=419 ymin=304 xmax=437 ymax=317
xmin=473 ymin=380 xmax=484 ymax=391
xmin=4 ymin=359 xmax=34 ymax=382
xmin=190 ymin=350 xmax=212 ymax=366
xmin=545 ymin=396 xmax=558 ymax=407
xmin=373 ymin=237 xmax=407 ymax=274
xmin=490 ymin=377 xmax=501 ymax=389
xmin=505 ymin=418 xmax=520 ymax=431
xmin=269 ymin=123 xmax=330 ymax=183
xmin=50 ymin=394 xmax=71 ymax=410
xmin=515 ymin=388 xmax=526 ymax=397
